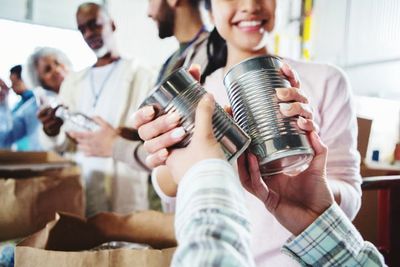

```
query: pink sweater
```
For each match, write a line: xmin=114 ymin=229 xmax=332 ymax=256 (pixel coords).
xmin=153 ymin=58 xmax=362 ymax=266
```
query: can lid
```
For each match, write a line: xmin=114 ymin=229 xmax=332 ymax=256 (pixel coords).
xmin=223 ymin=55 xmax=284 ymax=88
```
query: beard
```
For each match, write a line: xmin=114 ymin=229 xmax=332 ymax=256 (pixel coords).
xmin=157 ymin=2 xmax=175 ymax=39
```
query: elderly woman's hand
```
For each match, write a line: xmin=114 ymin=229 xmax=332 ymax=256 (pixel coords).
xmin=37 ymin=106 xmax=64 ymax=137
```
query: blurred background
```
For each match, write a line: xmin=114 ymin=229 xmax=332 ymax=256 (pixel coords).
xmin=0 ymin=0 xmax=399 ymax=162
xmin=0 ymin=0 xmax=400 ymax=262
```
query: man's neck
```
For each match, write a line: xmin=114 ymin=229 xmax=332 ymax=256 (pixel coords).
xmin=174 ymin=6 xmax=204 ymax=44
xmin=95 ymin=52 xmax=120 ymax=67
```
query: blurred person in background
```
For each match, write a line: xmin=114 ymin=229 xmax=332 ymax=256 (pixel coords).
xmin=38 ymin=2 xmax=155 ymax=216
xmin=8 ymin=65 xmax=35 ymax=150
xmin=0 ymin=47 xmax=70 ymax=151
xmin=148 ymin=0 xmax=209 ymax=83
xmin=0 ymin=79 xmax=11 ymax=135
xmin=9 ymin=65 xmax=34 ymax=113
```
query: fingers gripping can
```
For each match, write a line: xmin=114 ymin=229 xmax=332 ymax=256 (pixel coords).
xmin=140 ymin=68 xmax=251 ymax=161
xmin=224 ymin=56 xmax=314 ymax=176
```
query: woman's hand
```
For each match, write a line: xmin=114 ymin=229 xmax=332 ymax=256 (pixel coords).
xmin=130 ymin=65 xmax=202 ymax=168
xmin=238 ymin=132 xmax=334 ymax=236
xmin=236 ymin=62 xmax=332 ymax=235
xmin=277 ymin=63 xmax=318 ymax=132
xmin=166 ymin=93 xmax=225 ymax=183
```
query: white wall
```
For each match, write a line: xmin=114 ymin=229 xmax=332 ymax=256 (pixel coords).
xmin=312 ymin=0 xmax=400 ymax=100
xmin=108 ymin=0 xmax=177 ymax=68
xmin=0 ymin=0 xmax=177 ymax=73
xmin=311 ymin=0 xmax=400 ymax=163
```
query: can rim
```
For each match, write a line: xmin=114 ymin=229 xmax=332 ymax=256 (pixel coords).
xmin=139 ymin=67 xmax=197 ymax=110
xmin=223 ymin=55 xmax=284 ymax=88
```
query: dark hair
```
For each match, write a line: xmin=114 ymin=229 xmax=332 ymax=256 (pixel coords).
xmin=10 ymin=65 xmax=23 ymax=80
xmin=200 ymin=0 xmax=228 ymax=83
xmin=77 ymin=2 xmax=111 ymax=19
xmin=204 ymin=0 xmax=211 ymax=10
xmin=189 ymin=0 xmax=203 ymax=8
xmin=201 ymin=28 xmax=227 ymax=83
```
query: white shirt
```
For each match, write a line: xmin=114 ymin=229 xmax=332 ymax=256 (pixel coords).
xmin=41 ymin=58 xmax=156 ymax=216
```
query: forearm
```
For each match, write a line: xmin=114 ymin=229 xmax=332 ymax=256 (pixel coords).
xmin=151 ymin=166 xmax=177 ymax=213
xmin=39 ymin=128 xmax=73 ymax=152
xmin=283 ymin=203 xmax=386 ymax=267
xmin=89 ymin=210 xmax=176 ymax=249
xmin=0 ymin=130 xmax=21 ymax=148
xmin=172 ymin=159 xmax=255 ymax=267
xmin=153 ymin=166 xmax=177 ymax=197
xmin=0 ymin=108 xmax=23 ymax=147
xmin=112 ymin=136 xmax=151 ymax=172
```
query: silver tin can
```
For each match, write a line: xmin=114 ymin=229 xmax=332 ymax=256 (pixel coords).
xmin=140 ymin=68 xmax=251 ymax=161
xmin=224 ymin=55 xmax=314 ymax=176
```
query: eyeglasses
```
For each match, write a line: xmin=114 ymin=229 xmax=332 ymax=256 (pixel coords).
xmin=77 ymin=19 xmax=102 ymax=34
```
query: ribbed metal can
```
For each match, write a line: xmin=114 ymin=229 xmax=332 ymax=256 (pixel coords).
xmin=140 ymin=68 xmax=251 ymax=161
xmin=224 ymin=55 xmax=314 ymax=176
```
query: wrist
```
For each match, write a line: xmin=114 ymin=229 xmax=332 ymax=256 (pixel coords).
xmin=152 ymin=166 xmax=178 ymax=198
xmin=105 ymin=134 xmax=118 ymax=156
xmin=43 ymin=127 xmax=60 ymax=137
xmin=292 ymin=202 xmax=333 ymax=236
xmin=135 ymin=143 xmax=151 ymax=172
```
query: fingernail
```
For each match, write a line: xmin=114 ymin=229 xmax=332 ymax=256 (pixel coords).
xmin=191 ymin=63 xmax=201 ymax=70
xmin=143 ymin=106 xmax=155 ymax=118
xmin=158 ymin=149 xmax=169 ymax=160
xmin=166 ymin=113 xmax=180 ymax=124
xmin=170 ymin=127 xmax=186 ymax=139
xmin=279 ymin=103 xmax=292 ymax=111
xmin=275 ymin=88 xmax=289 ymax=98
xmin=298 ymin=116 xmax=307 ymax=124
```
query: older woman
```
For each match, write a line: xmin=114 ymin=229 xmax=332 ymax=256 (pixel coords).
xmin=0 ymin=47 xmax=71 ymax=150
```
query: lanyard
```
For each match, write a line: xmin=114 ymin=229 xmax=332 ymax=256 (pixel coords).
xmin=89 ymin=59 xmax=120 ymax=108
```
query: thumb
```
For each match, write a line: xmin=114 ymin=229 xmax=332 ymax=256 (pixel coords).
xmin=309 ymin=131 xmax=327 ymax=157
xmin=281 ymin=62 xmax=300 ymax=88
xmin=192 ymin=93 xmax=215 ymax=141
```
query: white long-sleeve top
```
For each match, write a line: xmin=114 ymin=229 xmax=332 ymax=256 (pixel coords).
xmin=153 ymin=58 xmax=362 ymax=266
xmin=40 ymin=58 xmax=156 ymax=215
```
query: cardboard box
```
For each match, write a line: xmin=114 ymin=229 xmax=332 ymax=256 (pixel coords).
xmin=0 ymin=151 xmax=84 ymax=241
xmin=15 ymin=212 xmax=176 ymax=267
xmin=0 ymin=150 xmax=73 ymax=172
xmin=16 ymin=246 xmax=175 ymax=267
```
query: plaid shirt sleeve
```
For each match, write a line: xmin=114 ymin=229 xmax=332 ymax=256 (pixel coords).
xmin=171 ymin=159 xmax=255 ymax=267
xmin=282 ymin=203 xmax=386 ymax=266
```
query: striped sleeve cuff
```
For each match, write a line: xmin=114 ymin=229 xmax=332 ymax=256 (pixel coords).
xmin=177 ymin=159 xmax=242 ymax=209
xmin=282 ymin=203 xmax=364 ymax=266
xmin=175 ymin=159 xmax=247 ymax=235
